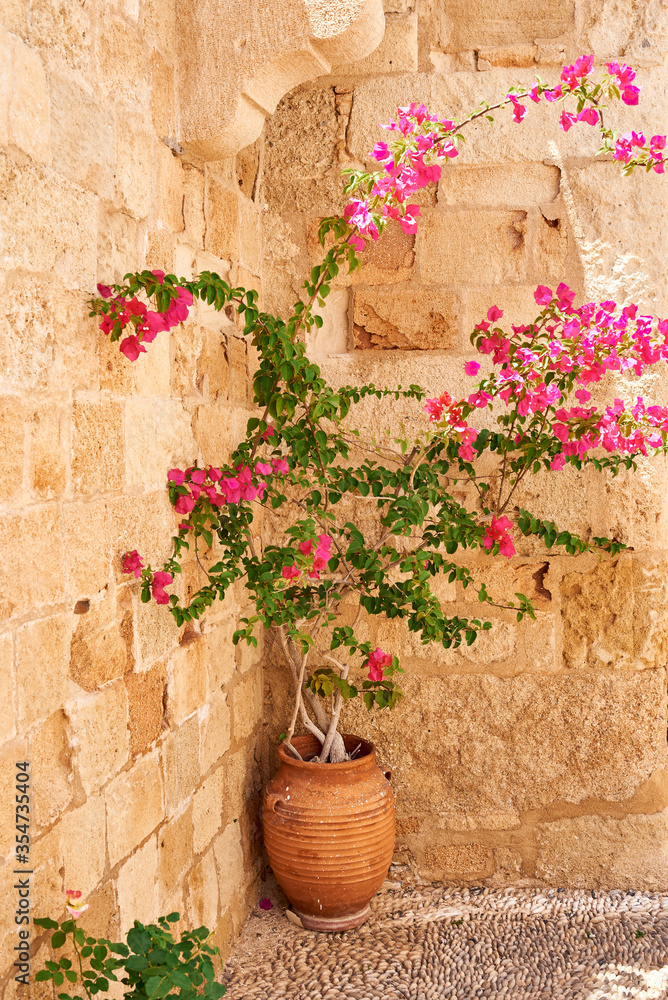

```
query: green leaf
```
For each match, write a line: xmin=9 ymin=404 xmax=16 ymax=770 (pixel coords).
xmin=35 ymin=971 xmax=52 ymax=982
xmin=52 ymin=931 xmax=66 ymax=948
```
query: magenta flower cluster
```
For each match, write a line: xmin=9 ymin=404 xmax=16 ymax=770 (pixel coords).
xmin=282 ymin=534 xmax=333 ymax=582
xmin=97 ymin=270 xmax=193 ymax=361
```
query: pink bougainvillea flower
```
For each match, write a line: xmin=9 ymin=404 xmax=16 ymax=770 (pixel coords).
xmin=261 ymin=425 xmax=275 ymax=441
xmin=259 ymin=898 xmax=274 ymax=910
xmin=559 ymin=110 xmax=579 ymax=132
xmin=528 ymin=83 xmax=541 ymax=103
xmin=534 ymin=285 xmax=553 ymax=305
xmin=575 ymin=388 xmax=592 ymax=402
xmin=299 ymin=540 xmax=314 ymax=556
xmin=96 ymin=283 xmax=113 ymax=298
xmin=550 ymin=454 xmax=567 ymax=471
xmin=168 ymin=468 xmax=186 ymax=485
xmin=122 ymin=550 xmax=144 ymax=578
xmin=578 ymin=107 xmax=599 ymax=126
xmin=464 ymin=361 xmax=481 ymax=376
xmin=544 ymin=86 xmax=562 ymax=102
xmin=574 ymin=53 xmax=594 ymax=77
xmin=621 ymin=85 xmax=641 ymax=106
xmin=424 ymin=391 xmax=452 ymax=422
xmin=190 ymin=469 xmax=207 ymax=485
xmin=487 ymin=305 xmax=503 ymax=322
xmin=119 ymin=335 xmax=146 ymax=362
xmin=366 ymin=647 xmax=392 ymax=682
xmin=482 ymin=516 xmax=516 ymax=559
xmin=272 ymin=457 xmax=289 ymax=475
xmin=399 ymin=204 xmax=421 ymax=234
xmin=556 ymin=282 xmax=576 ymax=310
xmin=151 ymin=269 xmax=166 ymax=283
xmin=282 ymin=565 xmax=300 ymax=581
xmin=255 ymin=461 xmax=272 ymax=475
xmin=174 ymin=494 xmax=195 ymax=515
xmin=151 ymin=570 xmax=173 ymax=605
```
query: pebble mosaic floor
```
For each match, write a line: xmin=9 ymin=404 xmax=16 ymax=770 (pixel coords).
xmin=223 ymin=885 xmax=668 ymax=1000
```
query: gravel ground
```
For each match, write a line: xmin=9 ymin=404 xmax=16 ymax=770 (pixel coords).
xmin=223 ymin=882 xmax=668 ymax=999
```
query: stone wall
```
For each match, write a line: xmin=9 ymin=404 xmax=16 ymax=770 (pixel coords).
xmin=0 ymin=0 xmax=384 ymax=989
xmin=259 ymin=0 xmax=668 ymax=889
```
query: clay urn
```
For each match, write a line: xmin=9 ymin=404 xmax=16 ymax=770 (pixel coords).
xmin=262 ymin=733 xmax=395 ymax=931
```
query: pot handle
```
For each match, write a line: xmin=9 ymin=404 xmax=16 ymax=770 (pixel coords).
xmin=265 ymin=793 xmax=284 ymax=813
xmin=383 ymin=769 xmax=392 ymax=782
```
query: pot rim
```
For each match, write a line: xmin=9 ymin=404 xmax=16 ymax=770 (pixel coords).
xmin=277 ymin=733 xmax=376 ymax=770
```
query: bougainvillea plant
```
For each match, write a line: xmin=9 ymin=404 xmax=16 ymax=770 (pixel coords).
xmin=91 ymin=57 xmax=667 ymax=763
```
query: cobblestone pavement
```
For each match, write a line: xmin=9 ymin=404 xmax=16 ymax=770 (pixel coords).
xmin=223 ymin=884 xmax=668 ymax=1000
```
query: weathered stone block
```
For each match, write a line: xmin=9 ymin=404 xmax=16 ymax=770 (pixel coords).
xmin=58 ymin=795 xmax=106 ymax=897
xmin=63 ymin=502 xmax=109 ymax=598
xmin=199 ymin=689 xmax=231 ymax=774
xmin=0 ymin=507 xmax=64 ymax=621
xmin=205 ymin=175 xmax=239 ymax=261
xmin=183 ymin=163 xmax=206 ymax=248
xmin=439 ymin=164 xmax=559 ymax=208
xmin=150 ymin=48 xmax=176 ymax=139
xmin=2 ymin=27 xmax=50 ymax=163
xmin=162 ymin=714 xmax=200 ymax=814
xmin=50 ymin=72 xmax=115 ymax=197
xmin=69 ymin=597 xmax=132 ymax=691
xmin=114 ymin=119 xmax=153 ymax=220
xmin=126 ymin=662 xmax=167 ymax=757
xmin=204 ymin=619 xmax=238 ymax=690
xmin=212 ymin=821 xmax=245 ymax=903
xmin=199 ymin=328 xmax=231 ymax=399
xmin=230 ymin=669 xmax=262 ymax=743
xmin=477 ymin=44 xmax=537 ymax=68
xmin=193 ymin=403 xmax=232 ymax=467
xmin=106 ymin=750 xmax=163 ymax=866
xmin=308 ymin=217 xmax=415 ymax=286
xmin=422 ymin=843 xmax=493 ymax=878
xmin=156 ymin=142 xmax=184 ymax=231
xmin=28 ymin=402 xmax=67 ymax=500
xmin=535 ymin=807 xmax=668 ymax=889
xmin=439 ymin=0 xmax=574 ymax=50
xmin=167 ymin=640 xmax=207 ymax=725
xmin=30 ymin=0 xmax=91 ymax=70
xmin=66 ymin=681 xmax=128 ymax=795
xmin=72 ymin=400 xmax=124 ymax=496
xmin=238 ymin=197 xmax=260 ymax=275
xmin=125 ymin=397 xmax=196 ymax=490
xmin=0 ymin=154 xmax=96 ymax=289
xmin=109 ymin=491 xmax=174 ymax=578
xmin=30 ymin=710 xmax=72 ymax=830
xmin=417 ymin=209 xmax=529 ymax=285
xmin=0 ymin=633 xmax=15 ymax=744
xmin=16 ymin=614 xmax=70 ymax=730
xmin=333 ymin=13 xmax=418 ymax=74
xmin=187 ymin=849 xmax=218 ymax=929
xmin=353 ymin=286 xmax=459 ymax=350
xmin=117 ymin=835 xmax=157 ymax=935
xmin=97 ymin=16 xmax=148 ymax=105
xmin=307 ymin=288 xmax=349 ymax=356
xmin=192 ymin=765 xmax=225 ymax=853
xmin=156 ymin=805 xmax=193 ymax=911
xmin=134 ymin=595 xmax=181 ymax=668
xmin=0 ymin=396 xmax=24 ymax=503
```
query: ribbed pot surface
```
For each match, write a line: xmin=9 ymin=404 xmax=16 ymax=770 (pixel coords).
xmin=263 ymin=734 xmax=395 ymax=929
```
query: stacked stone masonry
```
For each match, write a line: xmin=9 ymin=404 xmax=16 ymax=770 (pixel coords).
xmin=1 ymin=0 xmax=668 ymax=990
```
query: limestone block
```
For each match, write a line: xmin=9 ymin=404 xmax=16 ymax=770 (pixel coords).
xmin=422 ymin=844 xmax=493 ymax=879
xmin=72 ymin=400 xmax=124 ymax=496
xmin=561 ymin=555 xmax=668 ymax=672
xmin=334 ymin=12 xmax=417 ymax=75
xmin=0 ymin=633 xmax=15 ymax=744
xmin=0 ymin=738 xmax=26 ymax=860
xmin=227 ymin=336 xmax=248 ymax=404
xmin=205 ymin=175 xmax=239 ymax=261
xmin=81 ymin=880 xmax=120 ymax=942
xmin=106 ymin=751 xmax=164 ymax=867
xmin=134 ymin=330 xmax=171 ymax=397
xmin=535 ymin=807 xmax=668 ymax=889
xmin=66 ymin=681 xmax=128 ymax=795
xmin=0 ymin=396 xmax=24 ymax=502
xmin=125 ymin=397 xmax=196 ymax=491
xmin=417 ymin=209 xmax=529 ymax=285
xmin=49 ymin=73 xmax=115 ymax=197
xmin=28 ymin=402 xmax=67 ymax=500
xmin=115 ymin=120 xmax=154 ymax=220
xmin=156 ymin=806 xmax=194 ymax=912
xmin=162 ymin=714 xmax=200 ymax=814
xmin=192 ymin=764 xmax=225 ymax=853
xmin=203 ymin=619 xmax=238 ymax=690
xmin=125 ymin=662 xmax=167 ymax=757
xmin=147 ymin=228 xmax=174 ymax=272
xmin=584 ymin=0 xmax=668 ymax=65
xmin=0 ymin=277 xmax=54 ymax=391
xmin=438 ymin=0 xmax=574 ymax=51
xmin=212 ymin=821 xmax=245 ymax=904
xmin=353 ymin=286 xmax=459 ymax=350
xmin=156 ymin=142 xmax=184 ymax=232
xmin=1 ymin=0 xmax=29 ymax=36
xmin=97 ymin=205 xmax=146 ymax=280
xmin=199 ymin=689 xmax=231 ymax=775
xmin=30 ymin=710 xmax=72 ymax=831
xmin=134 ymin=596 xmax=181 ymax=668
xmin=187 ymin=849 xmax=218 ymax=929
xmin=439 ymin=164 xmax=559 ymax=208
xmin=0 ymin=154 xmax=97 ymax=288
xmin=307 ymin=288 xmax=349 ymax=356
xmin=193 ymin=403 xmax=232 ymax=467
xmin=0 ymin=506 xmax=64 ymax=620
xmin=477 ymin=44 xmax=537 ymax=69
xmin=238 ymin=197 xmax=260 ymax=275
xmin=16 ymin=614 xmax=70 ymax=730
xmin=0 ymin=27 xmax=50 ymax=163
xmin=307 ymin=218 xmax=415 ymax=286
xmin=183 ymin=163 xmax=206 ymax=248
xmin=97 ymin=16 xmax=148 ymax=105
xmin=117 ymin=835 xmax=157 ymax=935
xmin=345 ymin=671 xmax=668 ymax=824
xmin=231 ymin=668 xmax=262 ymax=743
xmin=150 ymin=49 xmax=176 ymax=139
xmin=199 ymin=328 xmax=231 ymax=399
xmin=69 ymin=598 xmax=132 ymax=691
xmin=29 ymin=0 xmax=91 ymax=70
xmin=109 ymin=491 xmax=174 ymax=577
xmin=533 ymin=211 xmax=571 ymax=282
xmin=63 ymin=502 xmax=109 ymax=598
xmin=167 ymin=640 xmax=207 ymax=725
xmin=58 ymin=795 xmax=106 ymax=897
xmin=32 ymin=825 xmax=65 ymax=926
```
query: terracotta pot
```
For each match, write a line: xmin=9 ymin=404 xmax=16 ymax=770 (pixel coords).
xmin=262 ymin=733 xmax=395 ymax=931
